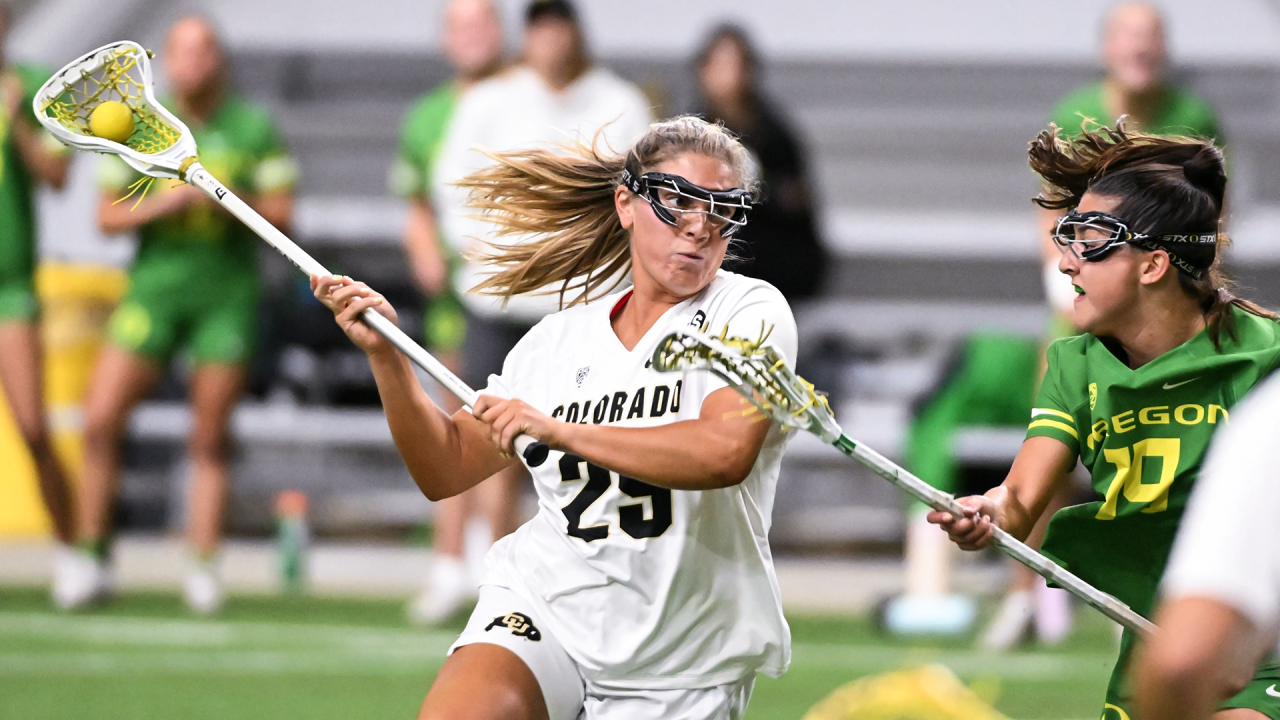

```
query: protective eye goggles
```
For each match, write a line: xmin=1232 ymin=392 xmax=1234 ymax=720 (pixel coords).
xmin=1052 ymin=210 xmax=1217 ymax=278
xmin=620 ymin=169 xmax=752 ymax=238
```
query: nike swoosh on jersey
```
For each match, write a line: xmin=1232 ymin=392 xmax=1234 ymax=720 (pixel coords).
xmin=1163 ymin=378 xmax=1197 ymax=390
xmin=1268 ymin=684 xmax=1280 ymax=698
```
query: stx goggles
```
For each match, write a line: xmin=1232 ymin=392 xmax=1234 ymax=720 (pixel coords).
xmin=1052 ymin=210 xmax=1217 ymax=278
xmin=621 ymin=168 xmax=752 ymax=238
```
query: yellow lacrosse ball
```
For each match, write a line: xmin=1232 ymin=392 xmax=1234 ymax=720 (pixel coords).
xmin=88 ymin=101 xmax=136 ymax=143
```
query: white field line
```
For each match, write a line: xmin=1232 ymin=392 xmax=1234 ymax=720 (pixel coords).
xmin=0 ymin=650 xmax=446 ymax=676
xmin=0 ymin=612 xmax=456 ymax=650
xmin=788 ymin=643 xmax=1114 ymax=681
xmin=0 ymin=611 xmax=1113 ymax=680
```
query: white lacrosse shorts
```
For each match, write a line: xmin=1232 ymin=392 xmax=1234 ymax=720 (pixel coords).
xmin=449 ymin=584 xmax=755 ymax=720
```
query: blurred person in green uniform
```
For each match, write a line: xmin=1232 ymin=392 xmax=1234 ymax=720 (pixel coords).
xmin=0 ymin=4 xmax=78 ymax=586
xmin=387 ymin=0 xmax=505 ymax=625
xmin=57 ymin=16 xmax=297 ymax=615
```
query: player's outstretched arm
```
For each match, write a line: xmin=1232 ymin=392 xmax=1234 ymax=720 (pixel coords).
xmin=97 ymin=186 xmax=209 ymax=233
xmin=927 ymin=436 xmax=1075 ymax=550
xmin=1133 ymin=597 xmax=1265 ymax=720
xmin=402 ymin=199 xmax=451 ymax=297
xmin=5 ymin=74 xmax=68 ymax=189
xmin=473 ymin=386 xmax=773 ymax=491
xmin=312 ymin=275 xmax=512 ymax=500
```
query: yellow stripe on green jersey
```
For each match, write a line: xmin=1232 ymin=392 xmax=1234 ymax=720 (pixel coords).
xmin=1029 ymin=418 xmax=1079 ymax=439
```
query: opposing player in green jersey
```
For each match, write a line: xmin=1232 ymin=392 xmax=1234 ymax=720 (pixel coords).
xmin=0 ymin=6 xmax=77 ymax=568
xmin=57 ymin=17 xmax=297 ymax=614
xmin=977 ymin=3 xmax=1228 ymax=651
xmin=931 ymin=123 xmax=1280 ymax=720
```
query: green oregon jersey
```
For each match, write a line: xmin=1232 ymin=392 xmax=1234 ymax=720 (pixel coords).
xmin=387 ymin=83 xmax=468 ymax=353
xmin=100 ymin=95 xmax=297 ymax=281
xmin=100 ymin=95 xmax=296 ymax=365
xmin=1031 ymin=308 xmax=1280 ymax=615
xmin=1050 ymin=82 xmax=1221 ymax=141
xmin=388 ymin=83 xmax=459 ymax=200
xmin=0 ymin=64 xmax=59 ymax=319
xmin=1028 ymin=308 xmax=1280 ymax=719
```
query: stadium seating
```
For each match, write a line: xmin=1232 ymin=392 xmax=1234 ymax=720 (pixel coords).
xmin=12 ymin=0 xmax=1280 ymax=545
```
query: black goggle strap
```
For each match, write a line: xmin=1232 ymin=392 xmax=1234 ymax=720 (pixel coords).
xmin=1135 ymin=234 xmax=1217 ymax=280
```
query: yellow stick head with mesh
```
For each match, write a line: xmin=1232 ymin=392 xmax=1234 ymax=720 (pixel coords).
xmin=33 ymin=41 xmax=197 ymax=180
xmin=652 ymin=326 xmax=843 ymax=443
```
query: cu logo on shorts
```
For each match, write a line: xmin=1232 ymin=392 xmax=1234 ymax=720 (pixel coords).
xmin=485 ymin=612 xmax=542 ymax=641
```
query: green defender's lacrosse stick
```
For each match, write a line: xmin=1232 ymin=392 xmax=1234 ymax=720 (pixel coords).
xmin=33 ymin=41 xmax=550 ymax=467
xmin=653 ymin=328 xmax=1157 ymax=636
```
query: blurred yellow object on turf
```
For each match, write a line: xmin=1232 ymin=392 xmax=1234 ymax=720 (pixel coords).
xmin=88 ymin=100 xmax=136 ymax=143
xmin=801 ymin=664 xmax=1012 ymax=720
xmin=0 ymin=263 xmax=126 ymax=538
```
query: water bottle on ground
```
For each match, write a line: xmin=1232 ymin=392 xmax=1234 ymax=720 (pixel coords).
xmin=275 ymin=490 xmax=309 ymax=594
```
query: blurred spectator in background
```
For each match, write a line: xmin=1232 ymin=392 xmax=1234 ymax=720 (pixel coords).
xmin=691 ymin=24 xmax=826 ymax=301
xmin=980 ymin=1 xmax=1226 ymax=650
xmin=424 ymin=0 xmax=652 ymax=623
xmin=1041 ymin=1 xmax=1221 ymax=336
xmin=389 ymin=0 xmax=506 ymax=626
xmin=0 ymin=3 xmax=77 ymax=596
xmin=58 ymin=16 xmax=297 ymax=615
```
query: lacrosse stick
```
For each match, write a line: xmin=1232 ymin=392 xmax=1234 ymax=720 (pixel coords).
xmin=33 ymin=41 xmax=549 ymax=467
xmin=653 ymin=328 xmax=1157 ymax=636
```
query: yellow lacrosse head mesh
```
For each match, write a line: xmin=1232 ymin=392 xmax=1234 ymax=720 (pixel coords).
xmin=41 ymin=47 xmax=181 ymax=155
xmin=654 ymin=326 xmax=835 ymax=428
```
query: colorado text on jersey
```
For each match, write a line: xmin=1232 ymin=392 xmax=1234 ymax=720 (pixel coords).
xmin=549 ymin=382 xmax=683 ymax=425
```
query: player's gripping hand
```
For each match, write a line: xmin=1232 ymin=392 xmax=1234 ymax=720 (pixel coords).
xmin=927 ymin=495 xmax=1000 ymax=551
xmin=311 ymin=274 xmax=399 ymax=356
xmin=472 ymin=395 xmax=566 ymax=456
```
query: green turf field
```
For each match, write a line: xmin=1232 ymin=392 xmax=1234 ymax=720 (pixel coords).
xmin=0 ymin=587 xmax=1118 ymax=719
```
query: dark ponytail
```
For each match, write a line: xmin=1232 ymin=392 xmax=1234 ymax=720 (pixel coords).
xmin=1030 ymin=121 xmax=1276 ymax=347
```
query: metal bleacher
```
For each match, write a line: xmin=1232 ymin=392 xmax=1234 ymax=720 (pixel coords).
xmin=15 ymin=0 xmax=1280 ymax=545
xmin=212 ymin=51 xmax=1280 ymax=545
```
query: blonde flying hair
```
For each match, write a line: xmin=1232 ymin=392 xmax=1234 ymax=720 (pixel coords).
xmin=458 ymin=115 xmax=759 ymax=308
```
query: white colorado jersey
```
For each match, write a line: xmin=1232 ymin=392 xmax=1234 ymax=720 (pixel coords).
xmin=481 ymin=270 xmax=796 ymax=691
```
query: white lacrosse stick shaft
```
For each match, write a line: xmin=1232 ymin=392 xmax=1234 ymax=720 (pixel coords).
xmin=183 ymin=164 xmax=548 ymax=466
xmin=830 ymin=433 xmax=1156 ymax=636
xmin=653 ymin=329 xmax=1156 ymax=636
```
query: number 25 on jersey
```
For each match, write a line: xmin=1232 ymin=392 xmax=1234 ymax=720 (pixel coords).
xmin=558 ymin=453 xmax=673 ymax=541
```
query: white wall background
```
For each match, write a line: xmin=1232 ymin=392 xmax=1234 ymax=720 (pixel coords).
xmin=12 ymin=0 xmax=1280 ymax=64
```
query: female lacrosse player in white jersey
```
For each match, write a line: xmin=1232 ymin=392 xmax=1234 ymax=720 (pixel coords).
xmin=313 ymin=116 xmax=796 ymax=720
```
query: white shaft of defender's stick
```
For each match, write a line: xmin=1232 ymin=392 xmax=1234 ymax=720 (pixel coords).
xmin=183 ymin=162 xmax=547 ymax=466
xmin=830 ymin=434 xmax=1157 ymax=636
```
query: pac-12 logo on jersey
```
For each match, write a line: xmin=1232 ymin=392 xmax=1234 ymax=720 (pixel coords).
xmin=485 ymin=612 xmax=542 ymax=641
xmin=575 ymin=366 xmax=590 ymax=387
xmin=1089 ymin=383 xmax=1098 ymax=410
